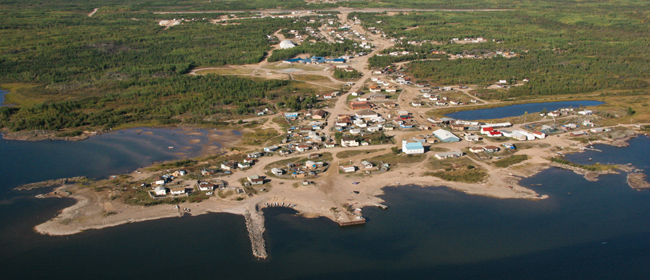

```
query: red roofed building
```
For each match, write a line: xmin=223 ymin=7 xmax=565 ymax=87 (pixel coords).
xmin=488 ymin=131 xmax=503 ymax=137
xmin=481 ymin=127 xmax=494 ymax=134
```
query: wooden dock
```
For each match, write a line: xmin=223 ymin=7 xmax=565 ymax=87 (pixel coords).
xmin=373 ymin=203 xmax=388 ymax=209
xmin=339 ymin=218 xmax=366 ymax=227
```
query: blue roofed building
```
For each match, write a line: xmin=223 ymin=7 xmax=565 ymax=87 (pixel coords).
xmin=402 ymin=140 xmax=424 ymax=154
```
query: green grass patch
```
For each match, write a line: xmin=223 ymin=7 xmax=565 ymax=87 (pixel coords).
xmin=336 ymin=149 xmax=383 ymax=159
xmin=241 ymin=129 xmax=280 ymax=146
xmin=365 ymin=153 xmax=425 ymax=167
xmin=425 ymin=168 xmax=488 ymax=183
xmin=493 ymin=154 xmax=529 ymax=168
xmin=550 ymin=157 xmax=617 ymax=171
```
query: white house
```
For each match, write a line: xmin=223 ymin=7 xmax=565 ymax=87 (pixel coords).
xmin=170 ymin=187 xmax=186 ymax=196
xmin=247 ymin=175 xmax=264 ymax=185
xmin=341 ymin=137 xmax=359 ymax=147
xmin=155 ymin=180 xmax=166 ymax=186
xmin=271 ymin=168 xmax=283 ymax=176
xmin=578 ymin=110 xmax=593 ymax=115
xmin=264 ymin=146 xmax=279 ymax=152
xmin=198 ymin=182 xmax=214 ymax=191
xmin=153 ymin=186 xmax=167 ymax=196
xmin=340 ymin=165 xmax=356 ymax=173
xmin=361 ymin=161 xmax=374 ymax=169
xmin=469 ymin=147 xmax=485 ymax=153
xmin=434 ymin=151 xmax=463 ymax=159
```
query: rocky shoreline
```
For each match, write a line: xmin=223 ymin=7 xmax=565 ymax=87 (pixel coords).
xmin=549 ymin=162 xmax=619 ymax=182
xmin=627 ymin=173 xmax=650 ymax=189
xmin=15 ymin=176 xmax=87 ymax=190
xmin=1 ymin=130 xmax=91 ymax=141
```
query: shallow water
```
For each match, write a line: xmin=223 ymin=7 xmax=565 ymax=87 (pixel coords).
xmin=0 ymin=135 xmax=648 ymax=279
xmin=447 ymin=100 xmax=604 ymax=120
xmin=0 ymin=89 xmax=10 ymax=107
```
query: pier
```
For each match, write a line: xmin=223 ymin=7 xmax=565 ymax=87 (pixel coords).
xmin=373 ymin=203 xmax=389 ymax=210
xmin=244 ymin=206 xmax=267 ymax=259
xmin=339 ymin=218 xmax=366 ymax=227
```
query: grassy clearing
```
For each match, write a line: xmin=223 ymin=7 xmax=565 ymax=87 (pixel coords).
xmin=425 ymin=168 xmax=488 ymax=183
xmin=292 ymin=74 xmax=332 ymax=83
xmin=426 ymin=156 xmax=487 ymax=183
xmin=365 ymin=153 xmax=426 ymax=167
xmin=516 ymin=143 xmax=551 ymax=150
xmin=550 ymin=157 xmax=617 ymax=171
xmin=241 ymin=129 xmax=280 ymax=146
xmin=493 ymin=154 xmax=529 ymax=168
xmin=428 ymin=156 xmax=476 ymax=171
xmin=264 ymin=156 xmax=308 ymax=170
xmin=195 ymin=68 xmax=254 ymax=75
xmin=336 ymin=149 xmax=383 ymax=159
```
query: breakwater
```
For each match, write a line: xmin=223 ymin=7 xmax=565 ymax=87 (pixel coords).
xmin=15 ymin=176 xmax=87 ymax=190
xmin=244 ymin=206 xmax=268 ymax=259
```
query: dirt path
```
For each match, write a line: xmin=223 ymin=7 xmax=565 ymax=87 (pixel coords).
xmin=88 ymin=8 xmax=99 ymax=17
xmin=154 ymin=8 xmax=514 ymax=15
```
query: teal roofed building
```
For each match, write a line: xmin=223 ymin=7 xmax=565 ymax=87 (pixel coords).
xmin=402 ymin=140 xmax=424 ymax=154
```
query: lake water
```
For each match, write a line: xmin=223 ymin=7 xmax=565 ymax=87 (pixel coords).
xmin=447 ymin=100 xmax=605 ymax=120
xmin=0 ymin=134 xmax=648 ymax=279
xmin=0 ymin=89 xmax=10 ymax=107
xmin=0 ymin=127 xmax=212 ymax=192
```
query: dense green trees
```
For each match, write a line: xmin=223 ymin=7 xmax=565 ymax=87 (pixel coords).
xmin=0 ymin=75 xmax=299 ymax=131
xmin=334 ymin=68 xmax=362 ymax=80
xmin=352 ymin=5 xmax=650 ymax=99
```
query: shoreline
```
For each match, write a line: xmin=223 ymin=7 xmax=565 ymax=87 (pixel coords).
xmin=31 ymin=131 xmax=645 ymax=236
xmin=19 ymin=126 xmax=648 ymax=260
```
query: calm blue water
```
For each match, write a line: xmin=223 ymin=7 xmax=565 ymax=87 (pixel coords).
xmin=447 ymin=100 xmax=605 ymax=120
xmin=0 ymin=128 xmax=211 ymax=192
xmin=0 ymin=89 xmax=10 ymax=107
xmin=0 ymin=135 xmax=648 ymax=279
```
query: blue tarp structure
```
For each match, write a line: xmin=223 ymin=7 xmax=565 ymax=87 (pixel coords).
xmin=284 ymin=55 xmax=346 ymax=64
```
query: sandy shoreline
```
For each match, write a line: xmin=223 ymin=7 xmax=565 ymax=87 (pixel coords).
xmin=28 ymin=130 xmax=647 ymax=237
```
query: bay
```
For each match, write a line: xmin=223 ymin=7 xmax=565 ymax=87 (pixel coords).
xmin=0 ymin=134 xmax=648 ymax=280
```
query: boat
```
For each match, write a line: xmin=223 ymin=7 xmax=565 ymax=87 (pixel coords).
xmin=168 ymin=146 xmax=174 ymax=149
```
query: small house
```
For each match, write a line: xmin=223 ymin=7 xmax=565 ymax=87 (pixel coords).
xmin=469 ymin=147 xmax=485 ymax=153
xmin=434 ymin=151 xmax=463 ymax=159
xmin=153 ymin=186 xmax=167 ymax=196
xmin=170 ymin=186 xmax=187 ymax=196
xmin=264 ymin=145 xmax=279 ymax=152
xmin=198 ymin=182 xmax=215 ymax=191
xmin=484 ymin=146 xmax=500 ymax=153
xmin=247 ymin=175 xmax=264 ymax=185
xmin=341 ymin=137 xmax=359 ymax=147
xmin=340 ymin=165 xmax=356 ymax=173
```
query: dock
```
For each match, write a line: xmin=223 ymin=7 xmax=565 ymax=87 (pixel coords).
xmin=339 ymin=218 xmax=366 ymax=227
xmin=372 ymin=203 xmax=388 ymax=209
